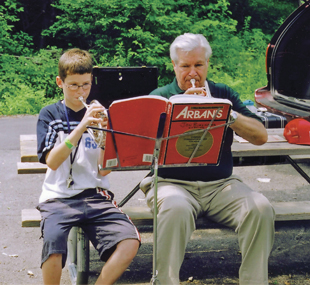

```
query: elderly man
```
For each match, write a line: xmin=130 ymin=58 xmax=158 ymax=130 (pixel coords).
xmin=140 ymin=33 xmax=275 ymax=285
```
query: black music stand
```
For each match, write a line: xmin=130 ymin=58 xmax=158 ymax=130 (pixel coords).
xmin=88 ymin=106 xmax=232 ymax=285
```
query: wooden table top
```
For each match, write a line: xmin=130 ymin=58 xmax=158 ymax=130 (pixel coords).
xmin=232 ymin=128 xmax=310 ymax=157
xmin=20 ymin=129 xmax=310 ymax=162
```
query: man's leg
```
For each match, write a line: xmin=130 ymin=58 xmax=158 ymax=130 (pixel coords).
xmin=146 ymin=180 xmax=201 ymax=285
xmin=95 ymin=239 xmax=139 ymax=285
xmin=42 ymin=254 xmax=62 ymax=285
xmin=204 ymin=177 xmax=275 ymax=285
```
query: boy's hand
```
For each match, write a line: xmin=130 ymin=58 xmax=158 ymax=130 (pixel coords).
xmin=79 ymin=101 xmax=108 ymax=148
xmin=80 ymin=102 xmax=107 ymax=132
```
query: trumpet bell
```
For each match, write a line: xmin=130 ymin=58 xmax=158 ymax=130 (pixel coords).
xmin=79 ymin=97 xmax=107 ymax=148
xmin=88 ymin=122 xmax=106 ymax=148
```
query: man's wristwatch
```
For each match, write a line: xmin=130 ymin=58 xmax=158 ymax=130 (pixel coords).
xmin=229 ymin=110 xmax=238 ymax=124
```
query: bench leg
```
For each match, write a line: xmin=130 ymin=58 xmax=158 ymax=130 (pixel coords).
xmin=67 ymin=227 xmax=89 ymax=285
xmin=76 ymin=227 xmax=89 ymax=285
xmin=67 ymin=227 xmax=78 ymax=284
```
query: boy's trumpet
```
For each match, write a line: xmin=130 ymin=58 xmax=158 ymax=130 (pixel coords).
xmin=79 ymin=96 xmax=107 ymax=148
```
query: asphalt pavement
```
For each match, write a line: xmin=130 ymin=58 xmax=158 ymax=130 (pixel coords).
xmin=1 ymin=115 xmax=310 ymax=285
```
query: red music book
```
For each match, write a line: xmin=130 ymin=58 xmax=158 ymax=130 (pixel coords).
xmin=102 ymin=95 xmax=232 ymax=170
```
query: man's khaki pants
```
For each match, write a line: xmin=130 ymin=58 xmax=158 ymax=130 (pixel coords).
xmin=141 ymin=175 xmax=275 ymax=285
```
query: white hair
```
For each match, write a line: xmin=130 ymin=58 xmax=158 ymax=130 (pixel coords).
xmin=170 ymin=33 xmax=212 ymax=63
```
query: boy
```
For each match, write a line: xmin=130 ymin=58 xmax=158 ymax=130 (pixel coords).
xmin=36 ymin=48 xmax=140 ymax=285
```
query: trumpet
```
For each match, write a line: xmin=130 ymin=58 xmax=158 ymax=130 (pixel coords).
xmin=79 ymin=96 xmax=108 ymax=148
xmin=190 ymin=79 xmax=210 ymax=97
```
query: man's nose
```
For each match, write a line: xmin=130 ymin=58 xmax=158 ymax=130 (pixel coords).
xmin=188 ymin=66 xmax=197 ymax=76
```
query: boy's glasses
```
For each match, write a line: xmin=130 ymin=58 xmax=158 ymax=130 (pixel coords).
xmin=65 ymin=83 xmax=92 ymax=91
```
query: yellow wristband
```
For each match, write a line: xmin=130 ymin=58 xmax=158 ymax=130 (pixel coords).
xmin=65 ymin=138 xmax=75 ymax=150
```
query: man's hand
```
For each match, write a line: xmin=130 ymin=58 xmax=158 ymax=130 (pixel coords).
xmin=184 ymin=87 xmax=207 ymax=96
xmin=230 ymin=112 xmax=268 ymax=145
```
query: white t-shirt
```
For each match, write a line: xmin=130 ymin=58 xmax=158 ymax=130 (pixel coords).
xmin=37 ymin=100 xmax=110 ymax=203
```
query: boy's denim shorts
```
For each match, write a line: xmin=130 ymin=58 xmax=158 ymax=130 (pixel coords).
xmin=37 ymin=188 xmax=141 ymax=268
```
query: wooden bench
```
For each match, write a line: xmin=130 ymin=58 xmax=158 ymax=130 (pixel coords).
xmin=22 ymin=201 xmax=310 ymax=228
xmin=22 ymin=207 xmax=153 ymax=228
xmin=22 ymin=200 xmax=310 ymax=284
xmin=17 ymin=135 xmax=46 ymax=174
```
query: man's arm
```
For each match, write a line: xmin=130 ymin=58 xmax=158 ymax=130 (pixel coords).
xmin=230 ymin=112 xmax=268 ymax=145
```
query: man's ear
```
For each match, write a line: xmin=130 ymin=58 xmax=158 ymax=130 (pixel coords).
xmin=56 ymin=76 xmax=63 ymax=88
xmin=172 ymin=60 xmax=177 ymax=72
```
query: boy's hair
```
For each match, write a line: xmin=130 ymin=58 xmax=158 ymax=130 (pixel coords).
xmin=58 ymin=48 xmax=93 ymax=81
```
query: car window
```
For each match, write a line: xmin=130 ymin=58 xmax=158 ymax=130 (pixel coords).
xmin=271 ymin=6 xmax=310 ymax=100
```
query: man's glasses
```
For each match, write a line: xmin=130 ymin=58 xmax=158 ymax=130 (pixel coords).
xmin=65 ymin=83 xmax=92 ymax=91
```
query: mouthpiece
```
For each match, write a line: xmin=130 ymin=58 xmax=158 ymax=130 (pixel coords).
xmin=79 ymin=96 xmax=88 ymax=108
xmin=190 ymin=79 xmax=196 ymax=88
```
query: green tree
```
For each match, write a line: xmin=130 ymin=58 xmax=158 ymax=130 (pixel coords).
xmin=0 ymin=0 xmax=62 ymax=114
xmin=227 ymin=0 xmax=297 ymax=34
xmin=0 ymin=0 xmax=301 ymax=115
xmin=42 ymin=0 xmax=271 ymax=87
xmin=0 ymin=0 xmax=33 ymax=55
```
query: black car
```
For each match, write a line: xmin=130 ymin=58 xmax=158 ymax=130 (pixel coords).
xmin=255 ymin=1 xmax=310 ymax=123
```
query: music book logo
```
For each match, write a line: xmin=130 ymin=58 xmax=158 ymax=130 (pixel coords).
xmin=175 ymin=106 xmax=224 ymax=120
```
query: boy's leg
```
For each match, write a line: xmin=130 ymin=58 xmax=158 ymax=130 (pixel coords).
xmin=95 ymin=239 xmax=139 ymax=285
xmin=82 ymin=192 xmax=141 ymax=284
xmin=42 ymin=253 xmax=62 ymax=285
xmin=37 ymin=198 xmax=84 ymax=284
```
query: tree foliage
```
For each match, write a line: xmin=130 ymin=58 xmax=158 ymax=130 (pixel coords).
xmin=0 ymin=0 xmax=299 ymax=114
xmin=229 ymin=0 xmax=300 ymax=34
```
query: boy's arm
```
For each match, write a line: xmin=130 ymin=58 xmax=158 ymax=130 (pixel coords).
xmin=45 ymin=123 xmax=85 ymax=170
xmin=46 ymin=103 xmax=105 ymax=170
xmin=98 ymin=148 xmax=111 ymax=176
xmin=96 ymin=116 xmax=111 ymax=176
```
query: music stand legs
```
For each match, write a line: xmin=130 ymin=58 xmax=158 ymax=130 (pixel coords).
xmin=150 ymin=113 xmax=166 ymax=284
xmin=150 ymin=155 xmax=160 ymax=284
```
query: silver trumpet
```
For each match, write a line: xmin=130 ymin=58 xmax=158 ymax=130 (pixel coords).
xmin=190 ymin=79 xmax=210 ymax=97
xmin=79 ymin=96 xmax=108 ymax=148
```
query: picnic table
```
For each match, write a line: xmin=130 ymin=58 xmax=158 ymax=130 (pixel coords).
xmin=18 ymin=128 xmax=310 ymax=284
xmin=19 ymin=129 xmax=310 ymax=222
xmin=17 ymin=129 xmax=310 ymax=182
